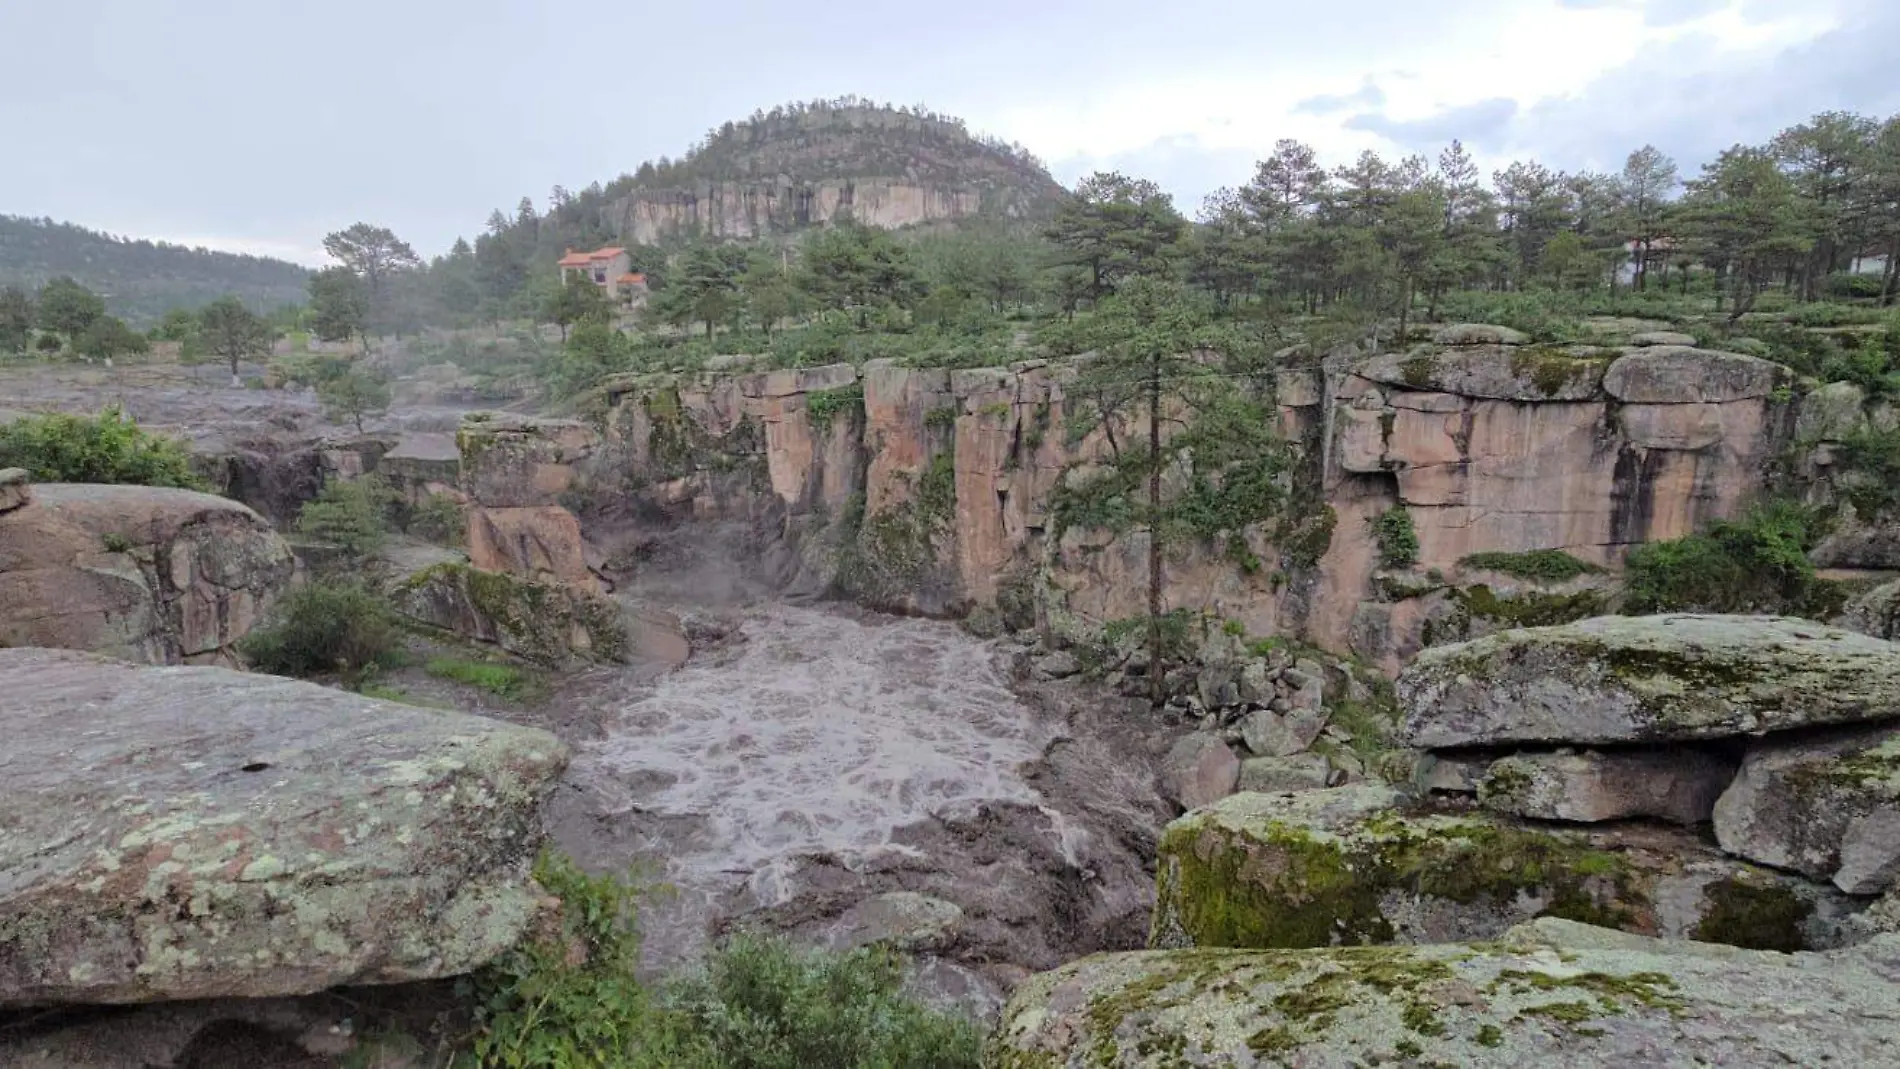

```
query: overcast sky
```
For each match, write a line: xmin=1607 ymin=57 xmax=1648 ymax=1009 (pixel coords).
xmin=2 ymin=0 xmax=1893 ymax=266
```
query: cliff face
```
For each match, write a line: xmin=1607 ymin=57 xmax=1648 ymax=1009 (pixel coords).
xmin=612 ymin=179 xmax=995 ymax=245
xmin=464 ymin=332 xmax=1872 ymax=673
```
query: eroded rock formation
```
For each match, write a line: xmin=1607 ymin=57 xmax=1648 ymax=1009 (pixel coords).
xmin=0 ymin=648 xmax=567 ymax=1007
xmin=0 ymin=481 xmax=293 ymax=664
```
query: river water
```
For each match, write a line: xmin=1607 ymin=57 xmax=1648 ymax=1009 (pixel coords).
xmin=557 ymin=603 xmax=1104 ymax=971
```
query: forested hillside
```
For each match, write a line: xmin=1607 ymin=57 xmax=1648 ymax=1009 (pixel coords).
xmin=0 ymin=215 xmax=309 ymax=325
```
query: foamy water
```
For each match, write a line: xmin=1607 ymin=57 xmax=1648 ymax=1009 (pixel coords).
xmin=569 ymin=604 xmax=1064 ymax=955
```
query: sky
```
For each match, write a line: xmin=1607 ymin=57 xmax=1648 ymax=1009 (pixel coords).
xmin=2 ymin=0 xmax=1894 ymax=267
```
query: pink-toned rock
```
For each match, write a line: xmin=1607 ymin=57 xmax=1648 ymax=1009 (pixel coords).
xmin=0 ymin=484 xmax=293 ymax=664
xmin=1160 ymin=733 xmax=1241 ymax=811
xmin=467 ymin=505 xmax=599 ymax=593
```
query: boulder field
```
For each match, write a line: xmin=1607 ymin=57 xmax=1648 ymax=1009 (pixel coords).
xmin=997 ymin=612 xmax=1900 ymax=1064
xmin=0 ymin=648 xmax=567 ymax=1007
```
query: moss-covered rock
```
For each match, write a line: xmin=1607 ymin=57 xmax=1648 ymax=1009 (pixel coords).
xmin=1356 ymin=346 xmax=1610 ymax=401
xmin=1714 ymin=723 xmax=1900 ymax=894
xmin=1400 ymin=614 xmax=1900 ymax=749
xmin=1151 ymin=786 xmax=1869 ymax=954
xmin=990 ymin=919 xmax=1900 ymax=1068
xmin=1476 ymin=748 xmax=1735 ymax=826
xmin=392 ymin=561 xmax=628 ymax=667
xmin=0 ymin=647 xmax=566 ymax=1006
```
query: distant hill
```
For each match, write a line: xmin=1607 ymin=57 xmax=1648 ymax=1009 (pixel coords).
xmin=495 ymin=99 xmax=1071 ymax=257
xmin=0 ymin=215 xmax=310 ymax=326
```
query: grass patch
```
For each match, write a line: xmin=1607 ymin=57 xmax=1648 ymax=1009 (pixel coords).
xmin=425 ymin=657 xmax=539 ymax=701
xmin=1460 ymin=549 xmax=1601 ymax=583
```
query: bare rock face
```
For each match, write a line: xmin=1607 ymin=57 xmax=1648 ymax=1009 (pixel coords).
xmin=1477 ymin=749 xmax=1737 ymax=825
xmin=0 ymin=484 xmax=294 ymax=665
xmin=392 ymin=561 xmax=629 ymax=667
xmin=1399 ymin=614 xmax=1900 ymax=749
xmin=467 ymin=504 xmax=600 ymax=592
xmin=1840 ymin=578 xmax=1900 ymax=641
xmin=456 ymin=413 xmax=597 ymax=509
xmin=0 ymin=648 xmax=567 ymax=1007
xmin=1714 ymin=724 xmax=1900 ymax=894
xmin=1158 ymin=733 xmax=1240 ymax=811
xmin=990 ymin=920 xmax=1900 ymax=1068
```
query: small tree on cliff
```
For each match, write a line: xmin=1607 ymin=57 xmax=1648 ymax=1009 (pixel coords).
xmin=1058 ymin=277 xmax=1225 ymax=707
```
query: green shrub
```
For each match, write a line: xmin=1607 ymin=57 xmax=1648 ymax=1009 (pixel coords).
xmin=238 ymin=581 xmax=402 ymax=680
xmin=1622 ymin=502 xmax=1838 ymax=617
xmin=662 ymin=935 xmax=983 ymax=1069
xmin=1837 ymin=424 xmax=1900 ymax=516
xmin=460 ymin=853 xmax=982 ymax=1069
xmin=425 ymin=657 xmax=536 ymax=700
xmin=1371 ymin=506 xmax=1419 ymax=568
xmin=0 ymin=406 xmax=204 ymax=489
xmin=295 ymin=477 xmax=394 ymax=555
xmin=805 ymin=383 xmax=865 ymax=430
xmin=1459 ymin=549 xmax=1601 ymax=582
xmin=406 ymin=492 xmax=468 ymax=546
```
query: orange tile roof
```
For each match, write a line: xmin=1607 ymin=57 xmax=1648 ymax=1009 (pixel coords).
xmin=589 ymin=247 xmax=627 ymax=260
xmin=558 ymin=251 xmax=594 ymax=267
xmin=618 ymin=273 xmax=646 ymax=284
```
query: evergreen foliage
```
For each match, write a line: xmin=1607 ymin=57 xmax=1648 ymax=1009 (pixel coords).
xmin=0 ymin=407 xmax=203 ymax=488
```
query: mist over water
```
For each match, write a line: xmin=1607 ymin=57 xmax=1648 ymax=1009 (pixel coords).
xmin=569 ymin=604 xmax=1062 ymax=960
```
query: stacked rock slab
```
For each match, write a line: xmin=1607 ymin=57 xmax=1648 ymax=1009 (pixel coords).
xmin=0 ymin=648 xmax=568 ymax=1006
xmin=989 ymin=919 xmax=1900 ymax=1068
xmin=1149 ymin=785 xmax=1867 ymax=954
xmin=1396 ymin=613 xmax=1900 ymax=928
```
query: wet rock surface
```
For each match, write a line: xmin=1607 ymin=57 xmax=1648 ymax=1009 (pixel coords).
xmin=1400 ymin=614 xmax=1900 ymax=748
xmin=0 ymin=648 xmax=567 ymax=1007
xmin=989 ymin=919 xmax=1900 ymax=1068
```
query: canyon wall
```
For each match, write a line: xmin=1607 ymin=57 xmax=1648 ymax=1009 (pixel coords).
xmin=460 ymin=330 xmax=1882 ymax=672
xmin=611 ymin=180 xmax=996 ymax=245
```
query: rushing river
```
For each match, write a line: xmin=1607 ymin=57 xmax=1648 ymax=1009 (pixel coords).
xmin=560 ymin=604 xmax=1083 ymax=966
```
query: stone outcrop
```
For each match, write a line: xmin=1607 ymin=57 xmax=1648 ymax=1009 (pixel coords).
xmin=1714 ymin=724 xmax=1900 ymax=894
xmin=1149 ymin=786 xmax=1865 ymax=954
xmin=0 ymin=648 xmax=567 ymax=1006
xmin=988 ymin=919 xmax=1900 ymax=1068
xmin=1398 ymin=614 xmax=1900 ymax=748
xmin=614 ymin=179 xmax=993 ymax=245
xmin=0 ymin=467 xmax=28 ymax=512
xmin=392 ymin=561 xmax=628 ymax=667
xmin=0 ymin=483 xmax=293 ymax=665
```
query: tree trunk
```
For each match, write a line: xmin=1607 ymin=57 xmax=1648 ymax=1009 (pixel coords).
xmin=1882 ymin=237 xmax=1900 ymax=307
xmin=1146 ymin=354 xmax=1164 ymax=711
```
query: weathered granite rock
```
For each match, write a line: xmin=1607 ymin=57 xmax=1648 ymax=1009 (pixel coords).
xmin=392 ymin=561 xmax=629 ymax=667
xmin=0 ymin=484 xmax=294 ymax=665
xmin=0 ymin=467 xmax=28 ymax=512
xmin=1236 ymin=754 xmax=1334 ymax=793
xmin=0 ymin=648 xmax=567 ymax=1006
xmin=1601 ymin=347 xmax=1784 ymax=403
xmin=1159 ymin=733 xmax=1240 ymax=811
xmin=1797 ymin=380 xmax=1868 ymax=442
xmin=1356 ymin=346 xmax=1611 ymax=401
xmin=466 ymin=504 xmax=600 ymax=592
xmin=456 ymin=413 xmax=597 ymax=508
xmin=1400 ymin=614 xmax=1900 ymax=748
xmin=1715 ymin=724 xmax=1900 ymax=894
xmin=818 ymin=892 xmax=964 ymax=953
xmin=1432 ymin=323 xmax=1530 ymax=346
xmin=1150 ymin=786 xmax=1864 ymax=953
xmin=1628 ymin=330 xmax=1699 ymax=347
xmin=1240 ymin=707 xmax=1327 ymax=757
xmin=1840 ymin=578 xmax=1900 ymax=641
xmin=988 ymin=919 xmax=1900 ymax=1068
xmin=1478 ymin=748 xmax=1737 ymax=825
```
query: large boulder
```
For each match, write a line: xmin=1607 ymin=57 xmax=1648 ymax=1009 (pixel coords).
xmin=466 ymin=503 xmax=600 ymax=592
xmin=1714 ymin=724 xmax=1900 ymax=894
xmin=1400 ymin=614 xmax=1900 ymax=749
xmin=1158 ymin=733 xmax=1240 ymax=811
xmin=456 ymin=413 xmax=597 ymax=508
xmin=0 ymin=483 xmax=294 ymax=665
xmin=0 ymin=648 xmax=567 ymax=1007
xmin=1601 ymin=346 xmax=1784 ymax=403
xmin=988 ymin=919 xmax=1900 ymax=1068
xmin=392 ymin=561 xmax=631 ymax=667
xmin=1151 ymin=787 xmax=1865 ymax=954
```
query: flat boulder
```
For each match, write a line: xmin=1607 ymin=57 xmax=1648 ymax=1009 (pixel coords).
xmin=0 ymin=648 xmax=568 ymax=1007
xmin=0 ymin=483 xmax=294 ymax=665
xmin=1151 ymin=786 xmax=1865 ymax=954
xmin=1602 ymin=346 xmax=1783 ymax=403
xmin=989 ymin=919 xmax=1900 ymax=1068
xmin=1158 ymin=733 xmax=1240 ymax=811
xmin=1356 ymin=346 xmax=1611 ymax=401
xmin=1714 ymin=724 xmax=1900 ymax=894
xmin=1478 ymin=748 xmax=1736 ymax=825
xmin=1399 ymin=614 xmax=1900 ymax=748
